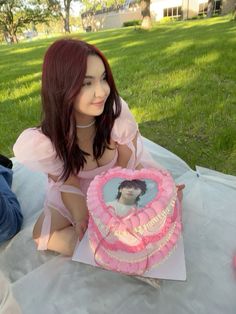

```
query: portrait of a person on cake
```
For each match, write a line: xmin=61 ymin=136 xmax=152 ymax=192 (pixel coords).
xmin=106 ymin=179 xmax=147 ymax=217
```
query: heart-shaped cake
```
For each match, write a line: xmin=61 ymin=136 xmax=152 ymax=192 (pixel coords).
xmin=87 ymin=167 xmax=182 ymax=275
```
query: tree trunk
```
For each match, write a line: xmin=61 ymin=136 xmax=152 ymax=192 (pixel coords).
xmin=12 ymin=33 xmax=18 ymax=43
xmin=7 ymin=28 xmax=18 ymax=43
xmin=63 ymin=0 xmax=71 ymax=33
xmin=233 ymin=4 xmax=236 ymax=20
xmin=140 ymin=0 xmax=151 ymax=29
xmin=3 ymin=31 xmax=10 ymax=44
xmin=64 ymin=10 xmax=70 ymax=32
xmin=64 ymin=17 xmax=70 ymax=33
xmin=207 ymin=0 xmax=214 ymax=18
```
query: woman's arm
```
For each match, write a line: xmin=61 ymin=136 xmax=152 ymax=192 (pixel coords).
xmin=61 ymin=175 xmax=88 ymax=240
xmin=62 ymin=193 xmax=88 ymax=240
xmin=61 ymin=175 xmax=87 ymax=219
xmin=116 ymin=132 xmax=143 ymax=169
xmin=50 ymin=174 xmax=88 ymax=240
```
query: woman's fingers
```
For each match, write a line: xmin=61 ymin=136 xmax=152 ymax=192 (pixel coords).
xmin=176 ymin=184 xmax=185 ymax=202
xmin=176 ymin=184 xmax=185 ymax=191
xmin=74 ymin=219 xmax=88 ymax=240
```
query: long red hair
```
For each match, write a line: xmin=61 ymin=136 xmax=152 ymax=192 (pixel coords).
xmin=41 ymin=38 xmax=121 ymax=180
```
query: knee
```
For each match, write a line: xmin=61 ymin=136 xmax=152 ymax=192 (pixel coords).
xmin=60 ymin=229 xmax=77 ymax=257
xmin=53 ymin=227 xmax=77 ymax=257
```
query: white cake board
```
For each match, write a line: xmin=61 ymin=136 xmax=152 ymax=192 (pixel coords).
xmin=72 ymin=231 xmax=186 ymax=281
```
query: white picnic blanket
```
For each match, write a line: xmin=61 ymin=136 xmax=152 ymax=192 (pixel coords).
xmin=0 ymin=138 xmax=236 ymax=314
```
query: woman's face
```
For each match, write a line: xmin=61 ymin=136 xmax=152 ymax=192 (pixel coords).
xmin=73 ymin=55 xmax=110 ymax=124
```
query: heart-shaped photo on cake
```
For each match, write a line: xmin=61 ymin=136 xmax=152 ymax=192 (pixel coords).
xmin=86 ymin=167 xmax=182 ymax=276
xmin=103 ymin=176 xmax=158 ymax=217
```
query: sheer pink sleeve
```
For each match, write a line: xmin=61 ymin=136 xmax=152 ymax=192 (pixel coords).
xmin=13 ymin=128 xmax=63 ymax=176
xmin=111 ymin=98 xmax=138 ymax=144
xmin=111 ymin=98 xmax=143 ymax=168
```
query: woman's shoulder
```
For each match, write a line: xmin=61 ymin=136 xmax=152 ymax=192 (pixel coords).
xmin=13 ymin=128 xmax=63 ymax=175
xmin=111 ymin=98 xmax=138 ymax=144
xmin=15 ymin=127 xmax=46 ymax=140
xmin=13 ymin=128 xmax=54 ymax=157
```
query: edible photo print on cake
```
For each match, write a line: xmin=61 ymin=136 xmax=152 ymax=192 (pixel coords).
xmin=103 ymin=178 xmax=157 ymax=217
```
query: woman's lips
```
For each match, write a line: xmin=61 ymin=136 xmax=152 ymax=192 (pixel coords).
xmin=91 ymin=100 xmax=105 ymax=106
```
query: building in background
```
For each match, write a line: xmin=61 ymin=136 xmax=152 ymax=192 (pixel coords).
xmin=81 ymin=0 xmax=236 ymax=31
xmin=151 ymin=0 xmax=234 ymax=20
xmin=81 ymin=1 xmax=141 ymax=31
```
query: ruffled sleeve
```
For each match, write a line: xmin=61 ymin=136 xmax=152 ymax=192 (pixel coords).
xmin=111 ymin=98 xmax=138 ymax=144
xmin=13 ymin=128 xmax=63 ymax=176
xmin=111 ymin=98 xmax=143 ymax=168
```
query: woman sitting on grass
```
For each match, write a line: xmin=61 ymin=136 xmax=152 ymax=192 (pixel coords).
xmin=13 ymin=38 xmax=184 ymax=256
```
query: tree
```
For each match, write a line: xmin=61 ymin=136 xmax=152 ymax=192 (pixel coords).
xmin=62 ymin=0 xmax=73 ymax=32
xmin=140 ymin=0 xmax=151 ymax=29
xmin=233 ymin=3 xmax=236 ymax=20
xmin=0 ymin=0 xmax=60 ymax=43
xmin=207 ymin=0 xmax=214 ymax=17
xmin=79 ymin=0 xmax=125 ymax=31
xmin=52 ymin=0 xmax=82 ymax=33
xmin=80 ymin=0 xmax=125 ymax=13
xmin=106 ymin=0 xmax=125 ymax=10
xmin=58 ymin=0 xmax=74 ymax=33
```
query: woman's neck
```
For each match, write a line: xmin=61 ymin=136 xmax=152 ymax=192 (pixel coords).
xmin=75 ymin=112 xmax=95 ymax=127
xmin=76 ymin=124 xmax=95 ymax=142
xmin=76 ymin=120 xmax=95 ymax=129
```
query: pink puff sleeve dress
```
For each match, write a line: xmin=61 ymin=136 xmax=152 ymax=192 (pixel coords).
xmin=13 ymin=98 xmax=159 ymax=250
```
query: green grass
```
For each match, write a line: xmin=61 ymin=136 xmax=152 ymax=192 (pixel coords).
xmin=0 ymin=16 xmax=236 ymax=175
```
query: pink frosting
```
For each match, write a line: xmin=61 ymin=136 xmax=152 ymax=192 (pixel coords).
xmin=90 ymin=222 xmax=181 ymax=275
xmin=88 ymin=210 xmax=177 ymax=252
xmin=87 ymin=167 xmax=182 ymax=275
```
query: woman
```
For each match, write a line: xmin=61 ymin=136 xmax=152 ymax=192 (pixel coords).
xmin=14 ymin=38 xmax=184 ymax=256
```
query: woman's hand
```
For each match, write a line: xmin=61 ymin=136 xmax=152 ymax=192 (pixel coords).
xmin=73 ymin=215 xmax=89 ymax=241
xmin=176 ymin=184 xmax=185 ymax=202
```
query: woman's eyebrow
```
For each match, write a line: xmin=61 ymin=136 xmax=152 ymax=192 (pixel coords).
xmin=84 ymin=71 xmax=106 ymax=79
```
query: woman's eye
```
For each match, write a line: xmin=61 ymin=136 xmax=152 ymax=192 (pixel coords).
xmin=82 ymin=81 xmax=92 ymax=87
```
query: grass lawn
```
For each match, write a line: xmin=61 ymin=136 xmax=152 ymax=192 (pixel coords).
xmin=0 ymin=16 xmax=235 ymax=175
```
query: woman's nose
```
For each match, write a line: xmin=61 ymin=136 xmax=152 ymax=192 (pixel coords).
xmin=94 ymin=82 xmax=106 ymax=97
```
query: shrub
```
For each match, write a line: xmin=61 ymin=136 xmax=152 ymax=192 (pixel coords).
xmin=160 ymin=16 xmax=180 ymax=23
xmin=123 ymin=20 xmax=141 ymax=27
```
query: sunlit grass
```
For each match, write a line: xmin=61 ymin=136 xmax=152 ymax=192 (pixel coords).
xmin=0 ymin=16 xmax=235 ymax=175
